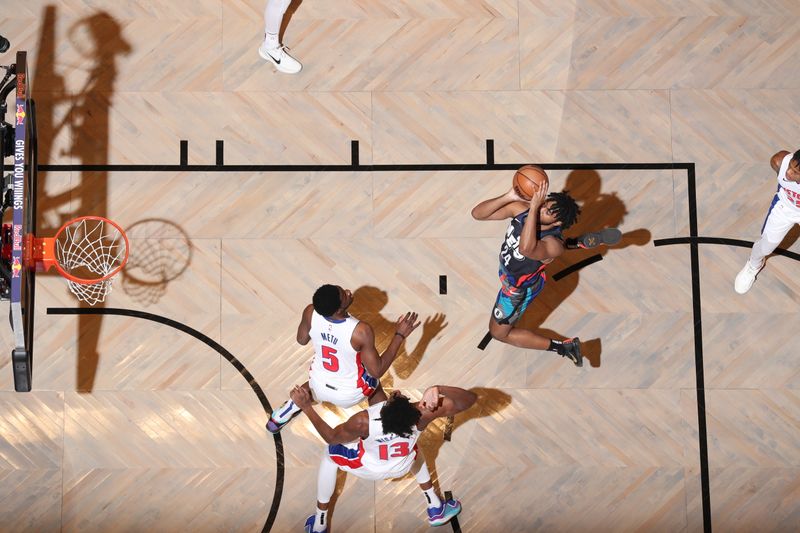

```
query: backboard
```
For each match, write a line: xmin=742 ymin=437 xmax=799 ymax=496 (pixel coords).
xmin=8 ymin=51 xmax=36 ymax=392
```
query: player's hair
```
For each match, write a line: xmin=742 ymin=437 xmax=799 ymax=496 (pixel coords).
xmin=380 ymin=393 xmax=421 ymax=438
xmin=312 ymin=284 xmax=341 ymax=317
xmin=547 ymin=191 xmax=580 ymax=230
xmin=792 ymin=150 xmax=800 ymax=166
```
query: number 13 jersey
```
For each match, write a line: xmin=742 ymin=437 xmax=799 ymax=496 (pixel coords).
xmin=329 ymin=401 xmax=421 ymax=480
xmin=308 ymin=311 xmax=377 ymax=399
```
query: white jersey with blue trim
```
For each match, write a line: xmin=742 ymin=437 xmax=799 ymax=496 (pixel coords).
xmin=308 ymin=311 xmax=362 ymax=390
xmin=776 ymin=153 xmax=800 ymax=209
xmin=328 ymin=401 xmax=420 ymax=480
xmin=360 ymin=401 xmax=420 ymax=477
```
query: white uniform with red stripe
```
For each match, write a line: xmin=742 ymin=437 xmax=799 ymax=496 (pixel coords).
xmin=308 ymin=311 xmax=378 ymax=407
xmin=761 ymin=153 xmax=800 ymax=243
xmin=328 ymin=401 xmax=421 ymax=481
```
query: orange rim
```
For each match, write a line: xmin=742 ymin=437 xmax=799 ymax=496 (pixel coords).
xmin=44 ymin=216 xmax=129 ymax=285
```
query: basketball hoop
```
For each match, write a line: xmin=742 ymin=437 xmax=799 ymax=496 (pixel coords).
xmin=25 ymin=216 xmax=129 ymax=305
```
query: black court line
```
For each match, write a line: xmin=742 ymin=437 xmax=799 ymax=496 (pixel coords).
xmin=39 ymin=162 xmax=694 ymax=173
xmin=443 ymin=490 xmax=462 ymax=533
xmin=652 ymin=165 xmax=712 ymax=533
xmin=179 ymin=140 xmax=188 ymax=166
xmin=439 ymin=275 xmax=447 ymax=295
xmin=351 ymin=140 xmax=359 ymax=166
xmin=477 ymin=332 xmax=492 ymax=351
xmin=216 ymin=140 xmax=224 ymax=166
xmin=46 ymin=307 xmax=284 ymax=533
xmin=685 ymin=164 xmax=712 ymax=533
xmin=655 ymin=236 xmax=800 ymax=262
xmin=551 ymin=254 xmax=603 ymax=281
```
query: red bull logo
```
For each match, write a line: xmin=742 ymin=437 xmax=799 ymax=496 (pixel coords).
xmin=11 ymin=258 xmax=22 ymax=278
xmin=15 ymin=104 xmax=25 ymax=126
xmin=16 ymin=73 xmax=26 ymax=99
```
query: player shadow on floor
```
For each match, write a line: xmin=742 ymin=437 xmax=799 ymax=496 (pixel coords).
xmin=347 ymin=286 xmax=447 ymax=387
xmin=32 ymin=6 xmax=131 ymax=391
xmin=414 ymin=387 xmax=512 ymax=494
xmin=280 ymin=0 xmax=304 ymax=44
xmin=514 ymin=170 xmax=652 ymax=368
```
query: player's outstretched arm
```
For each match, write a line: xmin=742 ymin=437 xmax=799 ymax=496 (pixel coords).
xmin=471 ymin=187 xmax=527 ymax=221
xmin=418 ymin=385 xmax=478 ymax=429
xmin=290 ymin=385 xmax=368 ymax=444
xmin=296 ymin=304 xmax=313 ymax=345
xmin=518 ymin=182 xmax=564 ymax=261
xmin=355 ymin=313 xmax=420 ymax=378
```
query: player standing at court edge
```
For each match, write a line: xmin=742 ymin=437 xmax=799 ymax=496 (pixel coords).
xmin=258 ymin=0 xmax=302 ymax=74
xmin=735 ymin=149 xmax=800 ymax=294
xmin=291 ymin=383 xmax=476 ymax=532
xmin=266 ymin=284 xmax=420 ymax=433
xmin=472 ymin=177 xmax=586 ymax=365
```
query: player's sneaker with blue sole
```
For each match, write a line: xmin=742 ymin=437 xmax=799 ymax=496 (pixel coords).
xmin=304 ymin=514 xmax=327 ymax=533
xmin=427 ymin=498 xmax=461 ymax=527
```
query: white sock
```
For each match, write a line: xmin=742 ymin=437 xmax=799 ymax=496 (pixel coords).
xmin=313 ymin=508 xmax=328 ymax=532
xmin=263 ymin=32 xmax=280 ymax=50
xmin=422 ymin=487 xmax=441 ymax=509
xmin=271 ymin=399 xmax=300 ymax=423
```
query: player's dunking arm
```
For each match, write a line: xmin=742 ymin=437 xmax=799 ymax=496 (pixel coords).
xmin=290 ymin=385 xmax=369 ymax=444
xmin=353 ymin=313 xmax=421 ymax=378
xmin=471 ymin=187 xmax=528 ymax=221
xmin=771 ymin=151 xmax=791 ymax=173
xmin=296 ymin=304 xmax=314 ymax=345
xmin=416 ymin=386 xmax=478 ymax=431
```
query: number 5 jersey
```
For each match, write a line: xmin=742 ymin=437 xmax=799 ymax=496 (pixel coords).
xmin=308 ymin=310 xmax=378 ymax=406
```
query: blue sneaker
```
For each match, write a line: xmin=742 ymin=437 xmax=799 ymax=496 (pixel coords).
xmin=304 ymin=514 xmax=327 ymax=533
xmin=427 ymin=498 xmax=461 ymax=527
xmin=265 ymin=416 xmax=288 ymax=434
xmin=266 ymin=406 xmax=301 ymax=434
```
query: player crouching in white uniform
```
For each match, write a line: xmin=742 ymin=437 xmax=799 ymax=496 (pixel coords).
xmin=735 ymin=150 xmax=800 ymax=294
xmin=267 ymin=284 xmax=420 ymax=433
xmin=290 ymin=384 xmax=477 ymax=532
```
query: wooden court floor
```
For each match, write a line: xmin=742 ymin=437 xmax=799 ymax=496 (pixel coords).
xmin=1 ymin=1 xmax=800 ymax=531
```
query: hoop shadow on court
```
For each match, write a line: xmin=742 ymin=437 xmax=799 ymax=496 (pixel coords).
xmin=347 ymin=286 xmax=447 ymax=387
xmin=120 ymin=218 xmax=193 ymax=306
xmin=33 ymin=6 xmax=131 ymax=391
xmin=515 ymin=170 xmax=651 ymax=368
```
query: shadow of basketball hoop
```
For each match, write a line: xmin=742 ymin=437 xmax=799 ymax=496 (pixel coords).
xmin=120 ymin=218 xmax=192 ymax=305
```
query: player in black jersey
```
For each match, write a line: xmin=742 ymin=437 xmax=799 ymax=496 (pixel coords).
xmin=472 ymin=180 xmax=586 ymax=365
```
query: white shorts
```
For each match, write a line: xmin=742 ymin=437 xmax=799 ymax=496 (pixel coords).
xmin=761 ymin=194 xmax=800 ymax=243
xmin=309 ymin=372 xmax=376 ymax=408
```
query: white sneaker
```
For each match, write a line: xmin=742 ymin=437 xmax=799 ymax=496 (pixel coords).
xmin=258 ymin=42 xmax=302 ymax=74
xmin=734 ymin=261 xmax=762 ymax=294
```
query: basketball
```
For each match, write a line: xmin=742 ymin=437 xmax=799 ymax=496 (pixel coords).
xmin=513 ymin=165 xmax=548 ymax=200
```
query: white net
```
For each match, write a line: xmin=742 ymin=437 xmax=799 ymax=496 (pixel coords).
xmin=55 ymin=217 xmax=128 ymax=305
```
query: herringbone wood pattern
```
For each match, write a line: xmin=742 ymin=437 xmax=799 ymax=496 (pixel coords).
xmin=0 ymin=0 xmax=799 ymax=531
